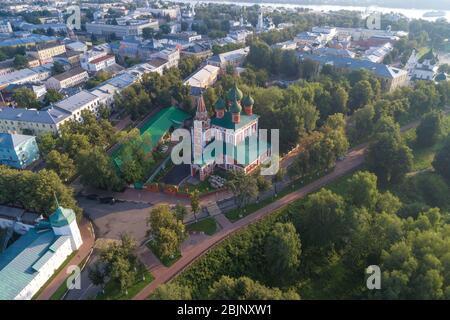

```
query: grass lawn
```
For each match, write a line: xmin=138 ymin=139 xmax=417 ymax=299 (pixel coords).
xmin=181 ymin=179 xmax=214 ymax=195
xmin=147 ymin=240 xmax=181 ymax=267
xmin=95 ymin=269 xmax=153 ymax=300
xmin=186 ymin=217 xmax=218 ymax=235
xmin=31 ymin=251 xmax=78 ymax=300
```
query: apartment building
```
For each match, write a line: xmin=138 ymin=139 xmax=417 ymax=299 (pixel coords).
xmin=0 ymin=90 xmax=101 ymax=136
xmin=184 ymin=65 xmax=221 ymax=95
xmin=86 ymin=19 xmax=159 ymax=39
xmin=27 ymin=42 xmax=66 ymax=64
xmin=45 ymin=67 xmax=89 ymax=90
xmin=81 ymin=54 xmax=116 ymax=73
xmin=0 ymin=64 xmax=52 ymax=90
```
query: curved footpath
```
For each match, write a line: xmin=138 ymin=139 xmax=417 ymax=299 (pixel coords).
xmin=133 ymin=144 xmax=366 ymax=300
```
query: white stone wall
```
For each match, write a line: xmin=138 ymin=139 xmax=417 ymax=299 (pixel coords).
xmin=15 ymin=237 xmax=72 ymax=300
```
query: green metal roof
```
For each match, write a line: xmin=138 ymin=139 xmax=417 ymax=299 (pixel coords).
xmin=0 ymin=225 xmax=71 ymax=300
xmin=113 ymin=106 xmax=190 ymax=169
xmin=49 ymin=207 xmax=76 ymax=228
xmin=214 ymin=98 xmax=226 ymax=110
xmin=195 ymin=135 xmax=269 ymax=168
xmin=211 ymin=111 xmax=259 ymax=130
xmin=227 ymin=84 xmax=243 ymax=101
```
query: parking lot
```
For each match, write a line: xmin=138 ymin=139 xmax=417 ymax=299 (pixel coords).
xmin=77 ymin=197 xmax=153 ymax=245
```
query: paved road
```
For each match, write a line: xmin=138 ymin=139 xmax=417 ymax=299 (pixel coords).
xmin=132 ymin=144 xmax=366 ymax=300
xmin=78 ymin=199 xmax=154 ymax=245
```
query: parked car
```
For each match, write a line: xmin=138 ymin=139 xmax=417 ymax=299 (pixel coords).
xmin=86 ymin=194 xmax=99 ymax=200
xmin=99 ymin=196 xmax=116 ymax=204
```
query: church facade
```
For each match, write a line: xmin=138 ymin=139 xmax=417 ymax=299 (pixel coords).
xmin=190 ymin=84 xmax=270 ymax=181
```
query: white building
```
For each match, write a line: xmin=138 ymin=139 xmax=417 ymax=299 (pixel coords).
xmin=54 ymin=90 xmax=101 ymax=121
xmin=66 ymin=41 xmax=88 ymax=53
xmin=207 ymin=47 xmax=250 ymax=70
xmin=86 ymin=18 xmax=159 ymax=39
xmin=0 ymin=21 xmax=13 ymax=34
xmin=184 ymin=65 xmax=220 ymax=95
xmin=409 ymin=49 xmax=439 ymax=81
xmin=227 ymin=30 xmax=253 ymax=44
xmin=0 ymin=90 xmax=101 ymax=136
xmin=0 ymin=205 xmax=83 ymax=300
xmin=0 ymin=64 xmax=53 ymax=90
xmin=45 ymin=67 xmax=89 ymax=90
xmin=81 ymin=54 xmax=116 ymax=73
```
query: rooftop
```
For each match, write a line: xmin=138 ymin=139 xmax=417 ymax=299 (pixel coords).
xmin=211 ymin=111 xmax=259 ymax=130
xmin=184 ymin=65 xmax=220 ymax=88
xmin=55 ymin=90 xmax=98 ymax=113
xmin=51 ymin=67 xmax=87 ymax=82
xmin=0 ymin=107 xmax=69 ymax=125
xmin=89 ymin=54 xmax=115 ymax=65
xmin=0 ymin=226 xmax=69 ymax=299
xmin=298 ymin=53 xmax=407 ymax=79
xmin=0 ymin=133 xmax=35 ymax=150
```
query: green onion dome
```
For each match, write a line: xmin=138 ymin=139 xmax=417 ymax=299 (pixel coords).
xmin=242 ymin=95 xmax=254 ymax=107
xmin=227 ymin=84 xmax=243 ymax=102
xmin=230 ymin=99 xmax=242 ymax=114
xmin=214 ymin=98 xmax=226 ymax=110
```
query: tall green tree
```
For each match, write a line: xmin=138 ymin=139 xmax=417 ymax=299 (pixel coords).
xmin=12 ymin=87 xmax=40 ymax=109
xmin=208 ymin=276 xmax=300 ymax=300
xmin=416 ymin=111 xmax=443 ymax=147
xmin=265 ymin=222 xmax=301 ymax=286
xmin=77 ymin=147 xmax=123 ymax=191
xmin=45 ymin=150 xmax=76 ymax=182
xmin=150 ymin=283 xmax=192 ymax=300
xmin=432 ymin=136 xmax=450 ymax=182
xmin=349 ymin=80 xmax=373 ymax=112
xmin=366 ymin=133 xmax=413 ymax=185
xmin=226 ymin=171 xmax=259 ymax=209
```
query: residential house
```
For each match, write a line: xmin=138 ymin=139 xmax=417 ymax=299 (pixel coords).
xmin=27 ymin=42 xmax=66 ymax=64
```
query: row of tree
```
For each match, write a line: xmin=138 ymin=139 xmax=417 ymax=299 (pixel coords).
xmin=0 ymin=165 xmax=80 ymax=217
xmin=114 ymin=68 xmax=191 ymax=120
xmin=168 ymin=167 xmax=450 ymax=299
